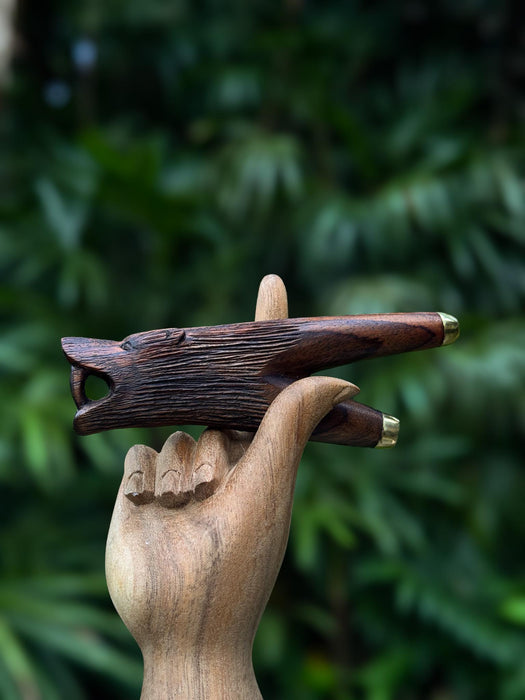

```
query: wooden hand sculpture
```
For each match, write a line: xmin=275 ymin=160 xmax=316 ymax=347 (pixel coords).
xmin=106 ymin=379 xmax=356 ymax=700
xmin=105 ymin=276 xmax=357 ymax=699
xmin=99 ymin=275 xmax=461 ymax=699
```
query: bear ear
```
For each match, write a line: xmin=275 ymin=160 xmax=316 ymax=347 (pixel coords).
xmin=121 ymin=329 xmax=186 ymax=351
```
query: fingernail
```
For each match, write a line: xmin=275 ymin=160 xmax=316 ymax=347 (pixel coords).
xmin=438 ymin=312 xmax=460 ymax=346
xmin=157 ymin=470 xmax=190 ymax=508
xmin=375 ymin=414 xmax=400 ymax=448
xmin=124 ymin=471 xmax=154 ymax=505
xmin=333 ymin=382 xmax=360 ymax=406
xmin=193 ymin=463 xmax=217 ymax=501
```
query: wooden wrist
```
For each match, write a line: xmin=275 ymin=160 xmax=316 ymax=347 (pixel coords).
xmin=140 ymin=644 xmax=262 ymax=700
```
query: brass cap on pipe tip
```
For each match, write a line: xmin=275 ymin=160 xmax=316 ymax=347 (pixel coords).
xmin=438 ymin=312 xmax=460 ymax=346
xmin=376 ymin=414 xmax=400 ymax=448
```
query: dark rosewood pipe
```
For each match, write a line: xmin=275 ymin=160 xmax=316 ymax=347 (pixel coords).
xmin=62 ymin=312 xmax=459 ymax=447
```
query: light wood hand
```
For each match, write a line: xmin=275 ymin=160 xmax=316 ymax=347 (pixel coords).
xmin=105 ymin=276 xmax=358 ymax=700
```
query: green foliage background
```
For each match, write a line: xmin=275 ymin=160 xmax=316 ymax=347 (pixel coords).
xmin=1 ymin=1 xmax=524 ymax=698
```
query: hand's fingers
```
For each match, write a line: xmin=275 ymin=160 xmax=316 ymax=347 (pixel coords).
xmin=192 ymin=429 xmax=231 ymax=501
xmin=123 ymin=444 xmax=157 ymax=505
xmin=255 ymin=274 xmax=288 ymax=321
xmin=155 ymin=432 xmax=196 ymax=508
xmin=228 ymin=377 xmax=359 ymax=497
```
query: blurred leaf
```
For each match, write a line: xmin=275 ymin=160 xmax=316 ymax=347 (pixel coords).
xmin=0 ymin=617 xmax=39 ymax=700
xmin=501 ymin=598 xmax=525 ymax=626
xmin=35 ymin=179 xmax=87 ymax=251
xmin=218 ymin=131 xmax=302 ymax=217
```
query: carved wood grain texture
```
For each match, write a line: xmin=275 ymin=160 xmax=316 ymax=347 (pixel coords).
xmin=63 ymin=311 xmax=445 ymax=444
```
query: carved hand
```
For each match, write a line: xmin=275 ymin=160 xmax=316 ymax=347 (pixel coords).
xmin=106 ymin=378 xmax=356 ymax=699
xmin=105 ymin=276 xmax=358 ymax=699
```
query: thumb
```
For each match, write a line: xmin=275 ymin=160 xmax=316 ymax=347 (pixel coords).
xmin=228 ymin=377 xmax=359 ymax=496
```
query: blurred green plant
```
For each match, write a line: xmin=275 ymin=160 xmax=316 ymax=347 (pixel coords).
xmin=1 ymin=0 xmax=524 ymax=697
